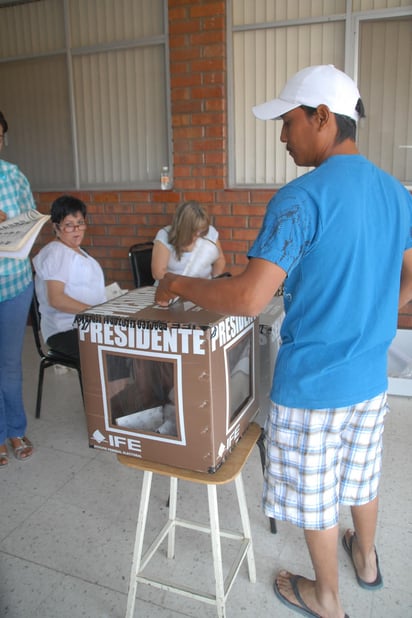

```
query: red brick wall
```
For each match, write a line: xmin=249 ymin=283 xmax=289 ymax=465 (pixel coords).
xmin=32 ymin=0 xmax=412 ymax=328
xmin=33 ymin=1 xmax=270 ymax=290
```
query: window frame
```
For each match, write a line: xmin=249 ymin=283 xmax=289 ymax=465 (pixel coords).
xmin=227 ymin=1 xmax=412 ymax=189
xmin=0 ymin=0 xmax=172 ymax=191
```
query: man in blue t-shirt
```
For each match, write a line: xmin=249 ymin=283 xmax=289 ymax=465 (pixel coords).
xmin=155 ymin=65 xmax=412 ymax=618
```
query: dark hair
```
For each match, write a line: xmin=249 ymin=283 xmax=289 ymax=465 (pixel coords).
xmin=0 ymin=111 xmax=8 ymax=134
xmin=301 ymin=98 xmax=366 ymax=144
xmin=50 ymin=194 xmax=87 ymax=224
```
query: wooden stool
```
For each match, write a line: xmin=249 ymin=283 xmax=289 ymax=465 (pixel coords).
xmin=118 ymin=422 xmax=261 ymax=618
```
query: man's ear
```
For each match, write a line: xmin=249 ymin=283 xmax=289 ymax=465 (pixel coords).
xmin=315 ymin=104 xmax=331 ymax=128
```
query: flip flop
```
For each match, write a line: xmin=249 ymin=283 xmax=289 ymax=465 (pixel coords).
xmin=342 ymin=531 xmax=383 ymax=590
xmin=273 ymin=573 xmax=350 ymax=618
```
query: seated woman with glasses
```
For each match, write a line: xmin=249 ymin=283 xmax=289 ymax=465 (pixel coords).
xmin=151 ymin=200 xmax=226 ymax=281
xmin=33 ymin=194 xmax=106 ymax=359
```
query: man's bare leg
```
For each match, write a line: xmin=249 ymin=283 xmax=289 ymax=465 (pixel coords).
xmin=276 ymin=525 xmax=346 ymax=618
xmin=345 ymin=496 xmax=380 ymax=583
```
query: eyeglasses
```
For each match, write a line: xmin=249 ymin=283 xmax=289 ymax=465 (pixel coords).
xmin=57 ymin=221 xmax=87 ymax=233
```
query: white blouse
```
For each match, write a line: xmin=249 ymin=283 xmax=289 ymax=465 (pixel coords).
xmin=154 ymin=225 xmax=220 ymax=279
xmin=33 ymin=241 xmax=106 ymax=341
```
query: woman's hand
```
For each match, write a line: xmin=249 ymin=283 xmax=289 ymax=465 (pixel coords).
xmin=0 ymin=210 xmax=7 ymax=223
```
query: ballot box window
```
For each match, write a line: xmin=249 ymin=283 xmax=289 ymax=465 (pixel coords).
xmin=226 ymin=330 xmax=253 ymax=423
xmin=105 ymin=353 xmax=178 ymax=437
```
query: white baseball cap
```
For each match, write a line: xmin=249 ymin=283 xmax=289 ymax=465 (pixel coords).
xmin=252 ymin=64 xmax=361 ymax=122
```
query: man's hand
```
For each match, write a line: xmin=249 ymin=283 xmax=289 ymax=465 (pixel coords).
xmin=155 ymin=273 xmax=180 ymax=306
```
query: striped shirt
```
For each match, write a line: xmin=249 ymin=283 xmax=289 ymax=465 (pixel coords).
xmin=0 ymin=159 xmax=36 ymax=301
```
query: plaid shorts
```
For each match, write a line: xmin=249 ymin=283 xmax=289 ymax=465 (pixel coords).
xmin=263 ymin=392 xmax=388 ymax=530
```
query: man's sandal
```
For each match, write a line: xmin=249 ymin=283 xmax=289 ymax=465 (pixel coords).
xmin=9 ymin=437 xmax=33 ymax=461
xmin=0 ymin=444 xmax=9 ymax=467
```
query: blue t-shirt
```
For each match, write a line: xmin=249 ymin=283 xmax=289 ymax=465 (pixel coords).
xmin=249 ymin=154 xmax=412 ymax=408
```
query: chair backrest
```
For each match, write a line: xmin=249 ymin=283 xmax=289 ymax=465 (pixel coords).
xmin=128 ymin=242 xmax=155 ymax=288
xmin=29 ymin=290 xmax=47 ymax=361
xmin=29 ymin=287 xmax=79 ymax=362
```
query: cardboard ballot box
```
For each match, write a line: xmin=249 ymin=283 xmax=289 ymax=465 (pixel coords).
xmin=76 ymin=288 xmax=259 ymax=473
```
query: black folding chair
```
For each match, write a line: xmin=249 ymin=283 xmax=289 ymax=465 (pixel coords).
xmin=29 ymin=290 xmax=83 ymax=418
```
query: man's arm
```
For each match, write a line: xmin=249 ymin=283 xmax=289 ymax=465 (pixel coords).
xmin=399 ymin=247 xmax=412 ymax=309
xmin=155 ymin=257 xmax=286 ymax=316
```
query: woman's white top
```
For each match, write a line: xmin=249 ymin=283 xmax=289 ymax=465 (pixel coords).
xmin=154 ymin=225 xmax=220 ymax=279
xmin=33 ymin=240 xmax=106 ymax=341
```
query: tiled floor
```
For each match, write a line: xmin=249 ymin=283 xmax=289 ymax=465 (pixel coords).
xmin=0 ymin=327 xmax=411 ymax=618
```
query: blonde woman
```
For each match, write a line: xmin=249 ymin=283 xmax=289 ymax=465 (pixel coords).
xmin=151 ymin=201 xmax=226 ymax=281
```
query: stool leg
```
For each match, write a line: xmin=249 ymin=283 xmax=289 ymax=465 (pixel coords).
xmin=234 ymin=474 xmax=256 ymax=583
xmin=167 ymin=476 xmax=178 ymax=559
xmin=125 ymin=471 xmax=153 ymax=618
xmin=207 ymin=484 xmax=226 ymax=618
